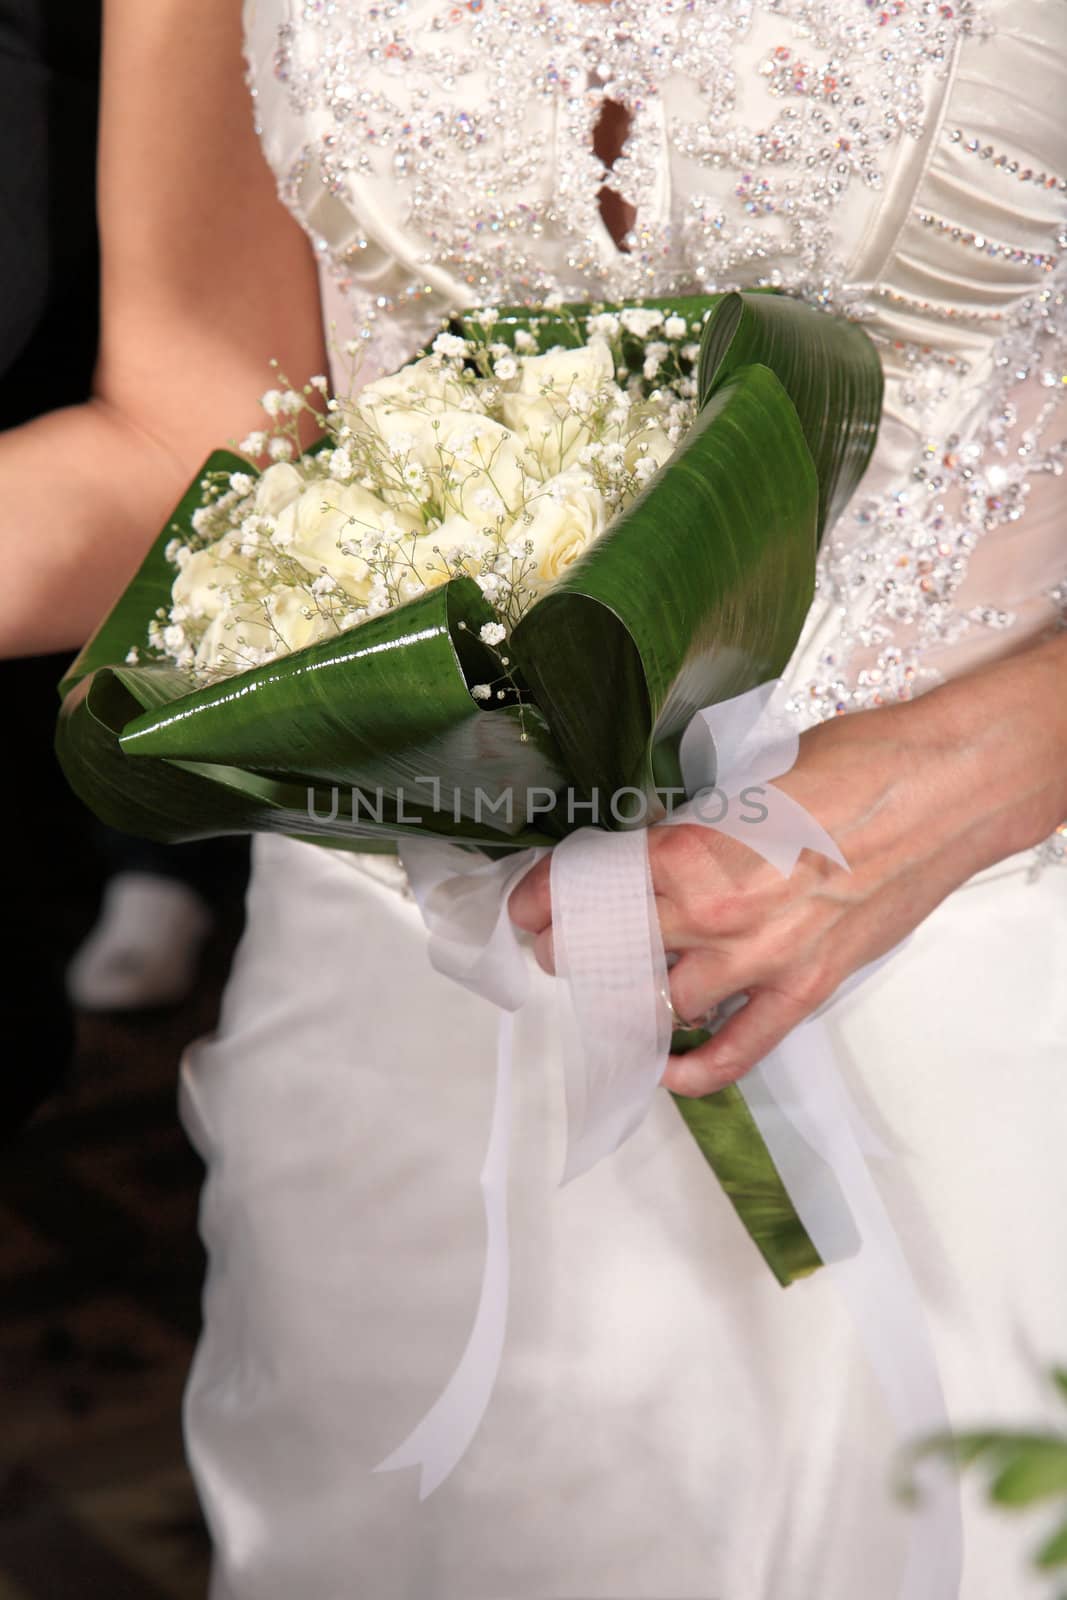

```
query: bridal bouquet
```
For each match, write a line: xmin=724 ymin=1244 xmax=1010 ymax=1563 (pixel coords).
xmin=57 ymin=290 xmax=883 ymax=1284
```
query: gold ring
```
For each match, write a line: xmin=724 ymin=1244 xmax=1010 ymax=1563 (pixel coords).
xmin=660 ymin=985 xmax=721 ymax=1032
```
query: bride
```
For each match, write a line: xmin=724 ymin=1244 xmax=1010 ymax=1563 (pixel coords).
xmin=3 ymin=0 xmax=1066 ymax=1594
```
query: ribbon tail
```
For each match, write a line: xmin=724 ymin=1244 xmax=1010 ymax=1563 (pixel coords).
xmin=372 ymin=1010 xmax=515 ymax=1499
xmin=550 ymin=827 xmax=673 ymax=1186
xmin=741 ymin=1019 xmax=962 ymax=1600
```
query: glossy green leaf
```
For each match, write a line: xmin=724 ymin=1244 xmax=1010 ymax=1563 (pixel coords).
xmin=698 ymin=290 xmax=883 ymax=536
xmin=114 ymin=578 xmax=567 ymax=844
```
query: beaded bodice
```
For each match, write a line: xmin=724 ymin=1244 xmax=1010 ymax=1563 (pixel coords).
xmin=243 ymin=0 xmax=1067 ymax=868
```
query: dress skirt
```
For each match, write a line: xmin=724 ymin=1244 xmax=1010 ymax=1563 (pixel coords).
xmin=180 ymin=831 xmax=1067 ymax=1600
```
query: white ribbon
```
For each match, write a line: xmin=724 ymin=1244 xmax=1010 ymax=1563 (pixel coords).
xmin=374 ymin=682 xmax=961 ymax=1594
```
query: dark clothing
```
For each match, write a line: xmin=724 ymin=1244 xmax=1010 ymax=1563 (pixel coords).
xmin=0 ymin=0 xmax=104 ymax=1137
xmin=0 ymin=2 xmax=249 ymax=1142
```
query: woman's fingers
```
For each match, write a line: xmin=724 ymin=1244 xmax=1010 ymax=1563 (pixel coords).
xmin=533 ymin=926 xmax=554 ymax=974
xmin=507 ymin=854 xmax=553 ymax=934
xmin=660 ymin=979 xmax=831 ymax=1096
xmin=666 ymin=947 xmax=749 ymax=1026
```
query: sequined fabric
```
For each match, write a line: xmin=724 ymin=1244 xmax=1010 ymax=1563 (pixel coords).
xmin=243 ymin=0 xmax=1067 ymax=869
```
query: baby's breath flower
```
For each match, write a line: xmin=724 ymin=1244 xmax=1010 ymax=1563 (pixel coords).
xmin=230 ymin=472 xmax=255 ymax=495
xmin=493 ymin=356 xmax=518 ymax=381
xmin=620 ymin=307 xmax=663 ymax=337
xmin=261 ymin=388 xmax=284 ymax=417
xmin=269 ymin=437 xmax=295 ymax=461
xmin=471 ymin=683 xmax=492 ymax=700
xmin=664 ymin=315 xmax=688 ymax=340
xmin=473 ymin=308 xmax=500 ymax=329
xmin=125 ymin=647 xmax=140 ymax=665
xmin=588 ymin=312 xmax=621 ymax=339
xmin=514 ymin=330 xmax=537 ymax=353
xmin=432 ymin=331 xmax=469 ymax=359
xmin=479 ymin=621 xmax=506 ymax=646
xmin=239 ymin=430 xmax=269 ymax=456
xmin=309 ymin=374 xmax=329 ymax=393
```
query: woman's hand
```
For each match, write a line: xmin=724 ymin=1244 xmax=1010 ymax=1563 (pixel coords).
xmin=508 ymin=629 xmax=1067 ymax=1096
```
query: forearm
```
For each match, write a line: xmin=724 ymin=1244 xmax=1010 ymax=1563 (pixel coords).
xmin=0 ymin=369 xmax=322 ymax=658
xmin=795 ymin=627 xmax=1067 ymax=892
xmin=0 ymin=400 xmax=189 ymax=657
xmin=912 ymin=625 xmax=1067 ymax=870
xmin=0 ymin=0 xmax=328 ymax=660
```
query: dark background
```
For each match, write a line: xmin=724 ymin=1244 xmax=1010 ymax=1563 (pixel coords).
xmin=1 ymin=3 xmax=246 ymax=1592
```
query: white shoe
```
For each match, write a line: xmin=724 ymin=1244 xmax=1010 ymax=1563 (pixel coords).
xmin=66 ymin=872 xmax=213 ymax=1011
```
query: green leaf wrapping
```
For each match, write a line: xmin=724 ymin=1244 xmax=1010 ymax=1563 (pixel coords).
xmin=55 ymin=291 xmax=885 ymax=1286
xmin=509 ymin=363 xmax=818 ymax=813
xmin=669 ymin=1079 xmax=823 ymax=1285
xmin=697 ymin=290 xmax=884 ymax=537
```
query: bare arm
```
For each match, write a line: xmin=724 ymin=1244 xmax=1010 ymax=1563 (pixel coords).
xmin=0 ymin=0 xmax=328 ymax=657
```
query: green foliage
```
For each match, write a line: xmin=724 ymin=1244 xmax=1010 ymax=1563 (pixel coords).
xmin=910 ymin=1373 xmax=1067 ymax=1593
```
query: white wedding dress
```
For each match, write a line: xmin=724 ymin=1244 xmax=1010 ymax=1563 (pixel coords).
xmin=179 ymin=2 xmax=1067 ymax=1596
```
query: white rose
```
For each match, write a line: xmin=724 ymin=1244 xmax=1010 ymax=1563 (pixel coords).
xmin=278 ymin=482 xmax=420 ymax=601
xmin=514 ymin=468 xmax=606 ymax=593
xmin=173 ymin=539 xmax=258 ymax=620
xmin=194 ymin=596 xmax=275 ymax=673
xmin=266 ymin=586 xmax=336 ymax=655
xmin=358 ymin=404 xmax=526 ymax=516
xmin=517 ymin=336 xmax=614 ymax=400
xmin=355 ymin=356 xmax=466 ymax=416
xmin=376 ymin=410 xmax=529 ymax=517
xmin=498 ymin=393 xmax=594 ymax=478
xmin=623 ymin=424 xmax=675 ymax=478
xmin=400 ymin=514 xmax=494 ymax=590
xmin=253 ymin=462 xmax=305 ymax=518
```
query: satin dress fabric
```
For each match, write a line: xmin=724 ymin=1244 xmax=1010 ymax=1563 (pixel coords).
xmin=181 ymin=839 xmax=1067 ymax=1600
xmin=180 ymin=1 xmax=1067 ymax=1595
